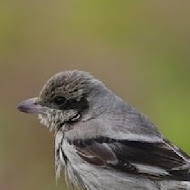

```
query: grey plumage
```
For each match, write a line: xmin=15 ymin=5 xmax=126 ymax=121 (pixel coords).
xmin=17 ymin=70 xmax=190 ymax=190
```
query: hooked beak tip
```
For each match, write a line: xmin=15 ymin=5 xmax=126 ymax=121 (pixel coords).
xmin=16 ymin=103 xmax=33 ymax=113
xmin=17 ymin=103 xmax=26 ymax=112
xmin=17 ymin=97 xmax=46 ymax=114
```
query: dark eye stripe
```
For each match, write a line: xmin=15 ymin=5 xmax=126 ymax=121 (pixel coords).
xmin=60 ymin=97 xmax=89 ymax=112
xmin=54 ymin=96 xmax=67 ymax=105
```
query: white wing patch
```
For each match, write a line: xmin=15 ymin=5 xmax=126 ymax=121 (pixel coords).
xmin=133 ymin=164 xmax=170 ymax=177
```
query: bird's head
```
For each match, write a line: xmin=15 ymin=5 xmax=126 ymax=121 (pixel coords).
xmin=17 ymin=70 xmax=111 ymax=131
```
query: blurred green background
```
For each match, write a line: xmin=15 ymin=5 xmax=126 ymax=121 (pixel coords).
xmin=0 ymin=1 xmax=190 ymax=190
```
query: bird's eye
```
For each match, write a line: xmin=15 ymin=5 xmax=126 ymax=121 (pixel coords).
xmin=54 ymin=96 xmax=67 ymax=105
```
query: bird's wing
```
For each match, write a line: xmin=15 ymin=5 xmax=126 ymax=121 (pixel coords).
xmin=69 ymin=137 xmax=190 ymax=181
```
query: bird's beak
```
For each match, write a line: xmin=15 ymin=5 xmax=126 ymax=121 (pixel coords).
xmin=17 ymin=97 xmax=47 ymax=114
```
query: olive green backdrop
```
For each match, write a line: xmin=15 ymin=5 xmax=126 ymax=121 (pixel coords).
xmin=0 ymin=1 xmax=190 ymax=190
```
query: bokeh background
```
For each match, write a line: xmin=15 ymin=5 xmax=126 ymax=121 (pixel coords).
xmin=0 ymin=1 xmax=190 ymax=190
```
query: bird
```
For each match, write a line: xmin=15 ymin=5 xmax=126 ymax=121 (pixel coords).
xmin=17 ymin=70 xmax=190 ymax=190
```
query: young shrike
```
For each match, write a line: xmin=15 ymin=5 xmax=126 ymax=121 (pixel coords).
xmin=17 ymin=70 xmax=190 ymax=190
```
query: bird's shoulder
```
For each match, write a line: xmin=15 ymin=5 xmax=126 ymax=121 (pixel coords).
xmin=64 ymin=106 xmax=162 ymax=143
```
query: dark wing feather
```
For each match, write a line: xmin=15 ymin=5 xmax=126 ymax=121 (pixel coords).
xmin=68 ymin=137 xmax=190 ymax=181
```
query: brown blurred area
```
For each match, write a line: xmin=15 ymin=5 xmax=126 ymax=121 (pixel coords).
xmin=0 ymin=1 xmax=190 ymax=190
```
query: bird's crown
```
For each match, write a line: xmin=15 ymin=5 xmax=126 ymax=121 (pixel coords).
xmin=39 ymin=70 xmax=100 ymax=105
